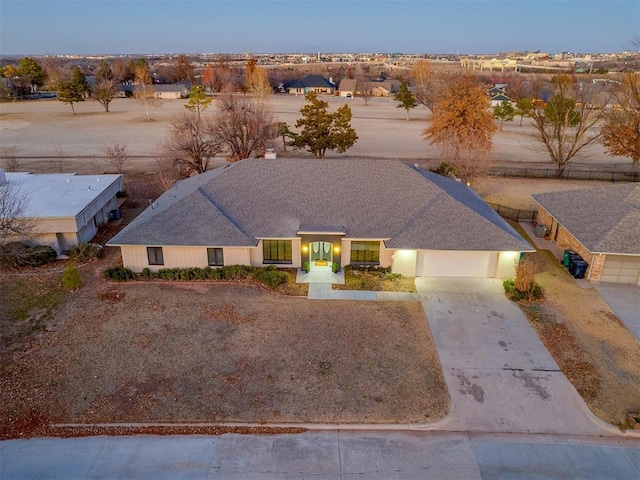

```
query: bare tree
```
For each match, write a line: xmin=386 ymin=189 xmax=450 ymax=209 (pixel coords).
xmin=410 ymin=59 xmax=440 ymax=112
xmin=154 ymin=151 xmax=182 ymax=191
xmin=0 ymin=181 xmax=36 ymax=264
xmin=529 ymin=75 xmax=606 ymax=177
xmin=162 ymin=113 xmax=220 ymax=174
xmin=93 ymin=77 xmax=120 ymax=112
xmin=102 ymin=143 xmax=129 ymax=174
xmin=52 ymin=143 xmax=67 ymax=172
xmin=134 ymin=65 xmax=161 ymax=121
xmin=209 ymin=95 xmax=278 ymax=161
xmin=0 ymin=146 xmax=20 ymax=171
xmin=437 ymin=135 xmax=497 ymax=184
xmin=358 ymin=81 xmax=373 ymax=106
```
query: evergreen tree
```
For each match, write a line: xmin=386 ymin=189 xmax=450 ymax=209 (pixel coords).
xmin=493 ymin=100 xmax=515 ymax=130
xmin=394 ymin=81 xmax=417 ymax=121
xmin=290 ymin=92 xmax=357 ymax=158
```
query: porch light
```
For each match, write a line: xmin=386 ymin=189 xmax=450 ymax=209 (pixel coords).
xmin=302 ymin=245 xmax=308 ymax=253
xmin=334 ymin=246 xmax=340 ymax=253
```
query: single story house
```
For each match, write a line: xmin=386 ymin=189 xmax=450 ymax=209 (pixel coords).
xmin=338 ymin=78 xmax=358 ymax=97
xmin=153 ymin=84 xmax=190 ymax=99
xmin=108 ymin=159 xmax=532 ymax=278
xmin=533 ymin=183 xmax=640 ymax=285
xmin=1 ymin=169 xmax=124 ymax=253
xmin=283 ymin=75 xmax=336 ymax=95
xmin=338 ymin=79 xmax=401 ymax=98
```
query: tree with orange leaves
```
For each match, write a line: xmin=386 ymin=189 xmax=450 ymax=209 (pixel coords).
xmin=601 ymin=73 xmax=640 ymax=174
xmin=424 ymin=75 xmax=496 ymax=181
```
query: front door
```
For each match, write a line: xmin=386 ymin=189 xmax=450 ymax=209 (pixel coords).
xmin=309 ymin=241 xmax=333 ymax=270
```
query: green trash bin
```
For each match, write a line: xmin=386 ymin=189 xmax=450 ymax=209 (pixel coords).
xmin=563 ymin=250 xmax=575 ymax=268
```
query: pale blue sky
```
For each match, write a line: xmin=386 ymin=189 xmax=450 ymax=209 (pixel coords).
xmin=1 ymin=0 xmax=638 ymax=55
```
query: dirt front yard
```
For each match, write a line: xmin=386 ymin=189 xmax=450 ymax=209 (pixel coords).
xmin=0 ymin=273 xmax=449 ymax=439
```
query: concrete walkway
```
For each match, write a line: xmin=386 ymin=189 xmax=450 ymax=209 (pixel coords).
xmin=2 ymin=432 xmax=639 ymax=479
xmin=416 ymin=277 xmax=612 ymax=436
xmin=308 ymin=282 xmax=418 ymax=301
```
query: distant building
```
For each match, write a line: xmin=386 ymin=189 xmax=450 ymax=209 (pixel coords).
xmin=283 ymin=75 xmax=336 ymax=95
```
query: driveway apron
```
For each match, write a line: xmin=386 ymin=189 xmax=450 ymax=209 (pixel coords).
xmin=415 ymin=277 xmax=609 ymax=435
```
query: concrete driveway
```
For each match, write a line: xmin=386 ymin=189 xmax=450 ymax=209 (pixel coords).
xmin=415 ymin=277 xmax=611 ymax=435
xmin=593 ymin=282 xmax=640 ymax=340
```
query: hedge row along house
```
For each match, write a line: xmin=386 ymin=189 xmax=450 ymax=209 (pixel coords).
xmin=107 ymin=159 xmax=532 ymax=279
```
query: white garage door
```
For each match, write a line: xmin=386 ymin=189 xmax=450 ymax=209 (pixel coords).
xmin=416 ymin=251 xmax=498 ymax=277
xmin=600 ymin=255 xmax=640 ymax=284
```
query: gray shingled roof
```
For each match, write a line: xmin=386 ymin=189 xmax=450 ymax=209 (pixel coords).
xmin=108 ymin=159 xmax=532 ymax=252
xmin=533 ymin=183 xmax=640 ymax=255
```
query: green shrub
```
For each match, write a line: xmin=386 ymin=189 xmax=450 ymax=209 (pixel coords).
xmin=205 ymin=267 xmax=223 ymax=280
xmin=68 ymin=243 xmax=104 ymax=261
xmin=434 ymin=161 xmax=459 ymax=178
xmin=503 ymin=279 xmax=543 ymax=302
xmin=141 ymin=267 xmax=153 ymax=279
xmin=302 ymin=261 xmax=310 ymax=273
xmin=386 ymin=273 xmax=402 ymax=282
xmin=331 ymin=262 xmax=340 ymax=273
xmin=105 ymin=266 xmax=135 ymax=281
xmin=62 ymin=264 xmax=83 ymax=290
xmin=221 ymin=264 xmax=253 ymax=280
xmin=253 ymin=267 xmax=289 ymax=288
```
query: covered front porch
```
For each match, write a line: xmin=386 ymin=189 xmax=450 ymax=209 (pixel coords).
xmin=298 ymin=225 xmax=345 ymax=274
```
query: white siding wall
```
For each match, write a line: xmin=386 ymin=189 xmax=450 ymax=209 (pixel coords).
xmin=391 ymin=250 xmax=418 ymax=276
xmin=340 ymin=239 xmax=351 ymax=267
xmin=120 ymin=245 xmax=253 ymax=272
xmin=224 ymin=248 xmax=251 ymax=266
xmin=379 ymin=243 xmax=393 ymax=268
xmin=121 ymin=246 xmax=151 ymax=272
xmin=495 ymin=252 xmax=520 ymax=279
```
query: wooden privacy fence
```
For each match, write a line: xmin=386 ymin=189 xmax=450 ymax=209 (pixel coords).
xmin=487 ymin=202 xmax=537 ymax=223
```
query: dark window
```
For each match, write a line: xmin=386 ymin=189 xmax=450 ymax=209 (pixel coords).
xmin=263 ymin=240 xmax=292 ymax=264
xmin=207 ymin=247 xmax=224 ymax=266
xmin=147 ymin=247 xmax=164 ymax=265
xmin=350 ymin=241 xmax=380 ymax=264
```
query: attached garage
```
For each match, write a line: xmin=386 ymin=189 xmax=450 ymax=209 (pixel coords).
xmin=416 ymin=251 xmax=498 ymax=277
xmin=600 ymin=255 xmax=640 ymax=284
xmin=533 ymin=183 xmax=640 ymax=285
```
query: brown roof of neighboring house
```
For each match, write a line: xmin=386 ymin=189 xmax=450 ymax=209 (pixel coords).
xmin=338 ymin=79 xmax=358 ymax=92
xmin=533 ymin=183 xmax=640 ymax=255
xmin=109 ymin=159 xmax=532 ymax=252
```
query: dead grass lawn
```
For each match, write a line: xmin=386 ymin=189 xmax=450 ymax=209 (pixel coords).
xmin=0 ymin=277 xmax=448 ymax=439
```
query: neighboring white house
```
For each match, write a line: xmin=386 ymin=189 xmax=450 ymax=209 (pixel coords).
xmin=108 ymin=159 xmax=533 ymax=278
xmin=2 ymin=169 xmax=124 ymax=253
xmin=153 ymin=84 xmax=190 ymax=99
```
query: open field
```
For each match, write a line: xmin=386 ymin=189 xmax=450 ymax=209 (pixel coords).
xmin=0 ymin=95 xmax=629 ymax=173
